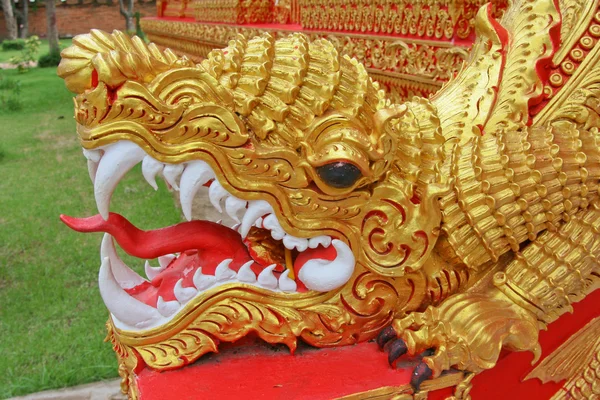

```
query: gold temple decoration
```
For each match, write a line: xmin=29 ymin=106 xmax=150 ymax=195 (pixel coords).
xmin=525 ymin=316 xmax=600 ymax=399
xmin=144 ymin=0 xmax=502 ymax=103
xmin=58 ymin=0 xmax=600 ymax=397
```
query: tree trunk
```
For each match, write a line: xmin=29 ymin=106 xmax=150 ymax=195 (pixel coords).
xmin=45 ymin=0 xmax=59 ymax=54
xmin=118 ymin=0 xmax=135 ymax=33
xmin=1 ymin=0 xmax=18 ymax=40
xmin=19 ymin=0 xmax=28 ymax=38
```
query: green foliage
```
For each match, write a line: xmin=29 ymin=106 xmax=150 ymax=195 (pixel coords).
xmin=0 ymin=67 xmax=181 ymax=397
xmin=38 ymin=50 xmax=62 ymax=68
xmin=1 ymin=39 xmax=26 ymax=51
xmin=0 ymin=76 xmax=20 ymax=91
xmin=135 ymin=12 xmax=146 ymax=40
xmin=0 ymin=75 xmax=23 ymax=112
xmin=8 ymin=36 xmax=42 ymax=73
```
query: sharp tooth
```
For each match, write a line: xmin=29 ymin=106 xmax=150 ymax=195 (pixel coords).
xmin=215 ymin=259 xmax=236 ymax=281
xmin=83 ymin=148 xmax=102 ymax=163
xmin=163 ymin=164 xmax=184 ymax=191
xmin=174 ymin=279 xmax=197 ymax=304
xmin=257 ymin=264 xmax=278 ymax=289
xmin=241 ymin=201 xmax=273 ymax=239
xmin=158 ymin=254 xmax=176 ymax=269
xmin=100 ymin=233 xmax=146 ymax=289
xmin=216 ymin=219 xmax=222 ymax=225
xmin=254 ymin=217 xmax=263 ymax=228
xmin=208 ymin=180 xmax=229 ymax=213
xmin=94 ymin=141 xmax=145 ymax=220
xmin=142 ymin=156 xmax=164 ymax=191
xmin=87 ymin=159 xmax=99 ymax=184
xmin=82 ymin=148 xmax=102 ymax=184
xmin=283 ymin=235 xmax=309 ymax=252
xmin=193 ymin=267 xmax=216 ymax=290
xmin=278 ymin=270 xmax=297 ymax=292
xmin=179 ymin=160 xmax=215 ymax=221
xmin=99 ymin=257 xmax=163 ymax=329
xmin=231 ymin=223 xmax=241 ymax=231
xmin=237 ymin=261 xmax=256 ymax=283
xmin=308 ymin=236 xmax=332 ymax=249
xmin=225 ymin=196 xmax=247 ymax=223
xmin=297 ymin=240 xmax=355 ymax=292
xmin=157 ymin=296 xmax=180 ymax=317
xmin=145 ymin=260 xmax=165 ymax=281
xmin=263 ymin=214 xmax=285 ymax=240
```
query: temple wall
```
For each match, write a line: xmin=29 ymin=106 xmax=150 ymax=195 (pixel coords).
xmin=0 ymin=0 xmax=156 ymax=40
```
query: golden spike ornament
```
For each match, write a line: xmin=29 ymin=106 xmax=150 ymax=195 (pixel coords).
xmin=58 ymin=0 xmax=600 ymax=397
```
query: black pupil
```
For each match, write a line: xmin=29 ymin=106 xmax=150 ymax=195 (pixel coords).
xmin=317 ymin=162 xmax=362 ymax=188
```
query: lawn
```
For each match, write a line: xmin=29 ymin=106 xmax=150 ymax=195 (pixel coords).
xmin=0 ymin=38 xmax=73 ymax=64
xmin=0 ymin=66 xmax=182 ymax=398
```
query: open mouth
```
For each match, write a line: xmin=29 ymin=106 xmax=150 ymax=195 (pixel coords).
xmin=61 ymin=140 xmax=356 ymax=331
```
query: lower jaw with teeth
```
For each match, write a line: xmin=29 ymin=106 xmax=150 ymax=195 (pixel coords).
xmin=63 ymin=140 xmax=356 ymax=331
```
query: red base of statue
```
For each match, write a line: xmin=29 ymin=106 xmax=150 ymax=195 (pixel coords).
xmin=133 ymin=289 xmax=599 ymax=399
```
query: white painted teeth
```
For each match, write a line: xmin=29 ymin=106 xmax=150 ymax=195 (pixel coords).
xmin=144 ymin=254 xmax=176 ymax=280
xmin=215 ymin=259 xmax=236 ymax=281
xmin=179 ymin=160 xmax=215 ymax=221
xmin=263 ymin=214 xmax=286 ymax=240
xmin=174 ymin=279 xmax=197 ymax=304
xmin=145 ymin=260 xmax=166 ymax=281
xmin=157 ymin=296 xmax=180 ymax=317
xmin=193 ymin=268 xmax=216 ymax=291
xmin=98 ymin=256 xmax=164 ymax=330
xmin=208 ymin=180 xmax=229 ymax=213
xmin=88 ymin=140 xmax=360 ymax=333
xmin=278 ymin=270 xmax=297 ymax=292
xmin=142 ymin=156 xmax=164 ymax=191
xmin=100 ymin=233 xmax=146 ymax=289
xmin=257 ymin=264 xmax=278 ymax=289
xmin=283 ymin=235 xmax=309 ymax=252
xmin=225 ymin=196 xmax=248 ymax=223
xmin=158 ymin=254 xmax=176 ymax=269
xmin=241 ymin=200 xmax=274 ymax=239
xmin=309 ymin=236 xmax=332 ymax=249
xmin=83 ymin=148 xmax=102 ymax=163
xmin=298 ymin=240 xmax=355 ymax=292
xmin=94 ymin=141 xmax=146 ymax=220
xmin=83 ymin=148 xmax=102 ymax=183
xmin=237 ymin=261 xmax=256 ymax=283
xmin=163 ymin=164 xmax=184 ymax=190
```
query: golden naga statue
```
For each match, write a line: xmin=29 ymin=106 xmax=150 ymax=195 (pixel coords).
xmin=57 ymin=0 xmax=600 ymax=397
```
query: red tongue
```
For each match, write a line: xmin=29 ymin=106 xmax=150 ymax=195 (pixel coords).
xmin=60 ymin=213 xmax=250 ymax=261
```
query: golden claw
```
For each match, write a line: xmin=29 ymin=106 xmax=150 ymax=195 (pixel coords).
xmin=381 ymin=288 xmax=540 ymax=387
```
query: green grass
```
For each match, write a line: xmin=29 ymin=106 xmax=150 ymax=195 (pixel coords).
xmin=0 ymin=68 xmax=182 ymax=398
xmin=0 ymin=38 xmax=73 ymax=64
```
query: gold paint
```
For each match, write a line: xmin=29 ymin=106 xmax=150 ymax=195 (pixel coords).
xmin=58 ymin=0 xmax=600 ymax=396
xmin=335 ymin=371 xmax=465 ymax=399
xmin=525 ymin=315 xmax=600 ymax=399
xmin=284 ymin=247 xmax=295 ymax=280
xmin=139 ymin=18 xmax=470 ymax=102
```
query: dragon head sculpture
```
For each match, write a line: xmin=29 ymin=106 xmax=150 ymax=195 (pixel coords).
xmin=57 ymin=30 xmax=451 ymax=387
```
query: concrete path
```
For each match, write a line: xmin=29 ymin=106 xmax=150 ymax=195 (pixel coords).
xmin=0 ymin=61 xmax=37 ymax=69
xmin=9 ymin=379 xmax=126 ymax=400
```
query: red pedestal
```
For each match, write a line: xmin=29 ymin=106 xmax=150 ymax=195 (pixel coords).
xmin=135 ymin=289 xmax=600 ymax=399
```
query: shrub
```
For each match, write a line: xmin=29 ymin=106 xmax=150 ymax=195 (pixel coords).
xmin=0 ymin=76 xmax=23 ymax=112
xmin=0 ymin=76 xmax=21 ymax=91
xmin=9 ymin=35 xmax=41 ymax=73
xmin=38 ymin=51 xmax=62 ymax=68
xmin=0 ymin=94 xmax=23 ymax=112
xmin=2 ymin=39 xmax=26 ymax=51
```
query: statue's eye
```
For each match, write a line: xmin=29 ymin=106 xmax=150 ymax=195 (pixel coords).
xmin=316 ymin=162 xmax=362 ymax=189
